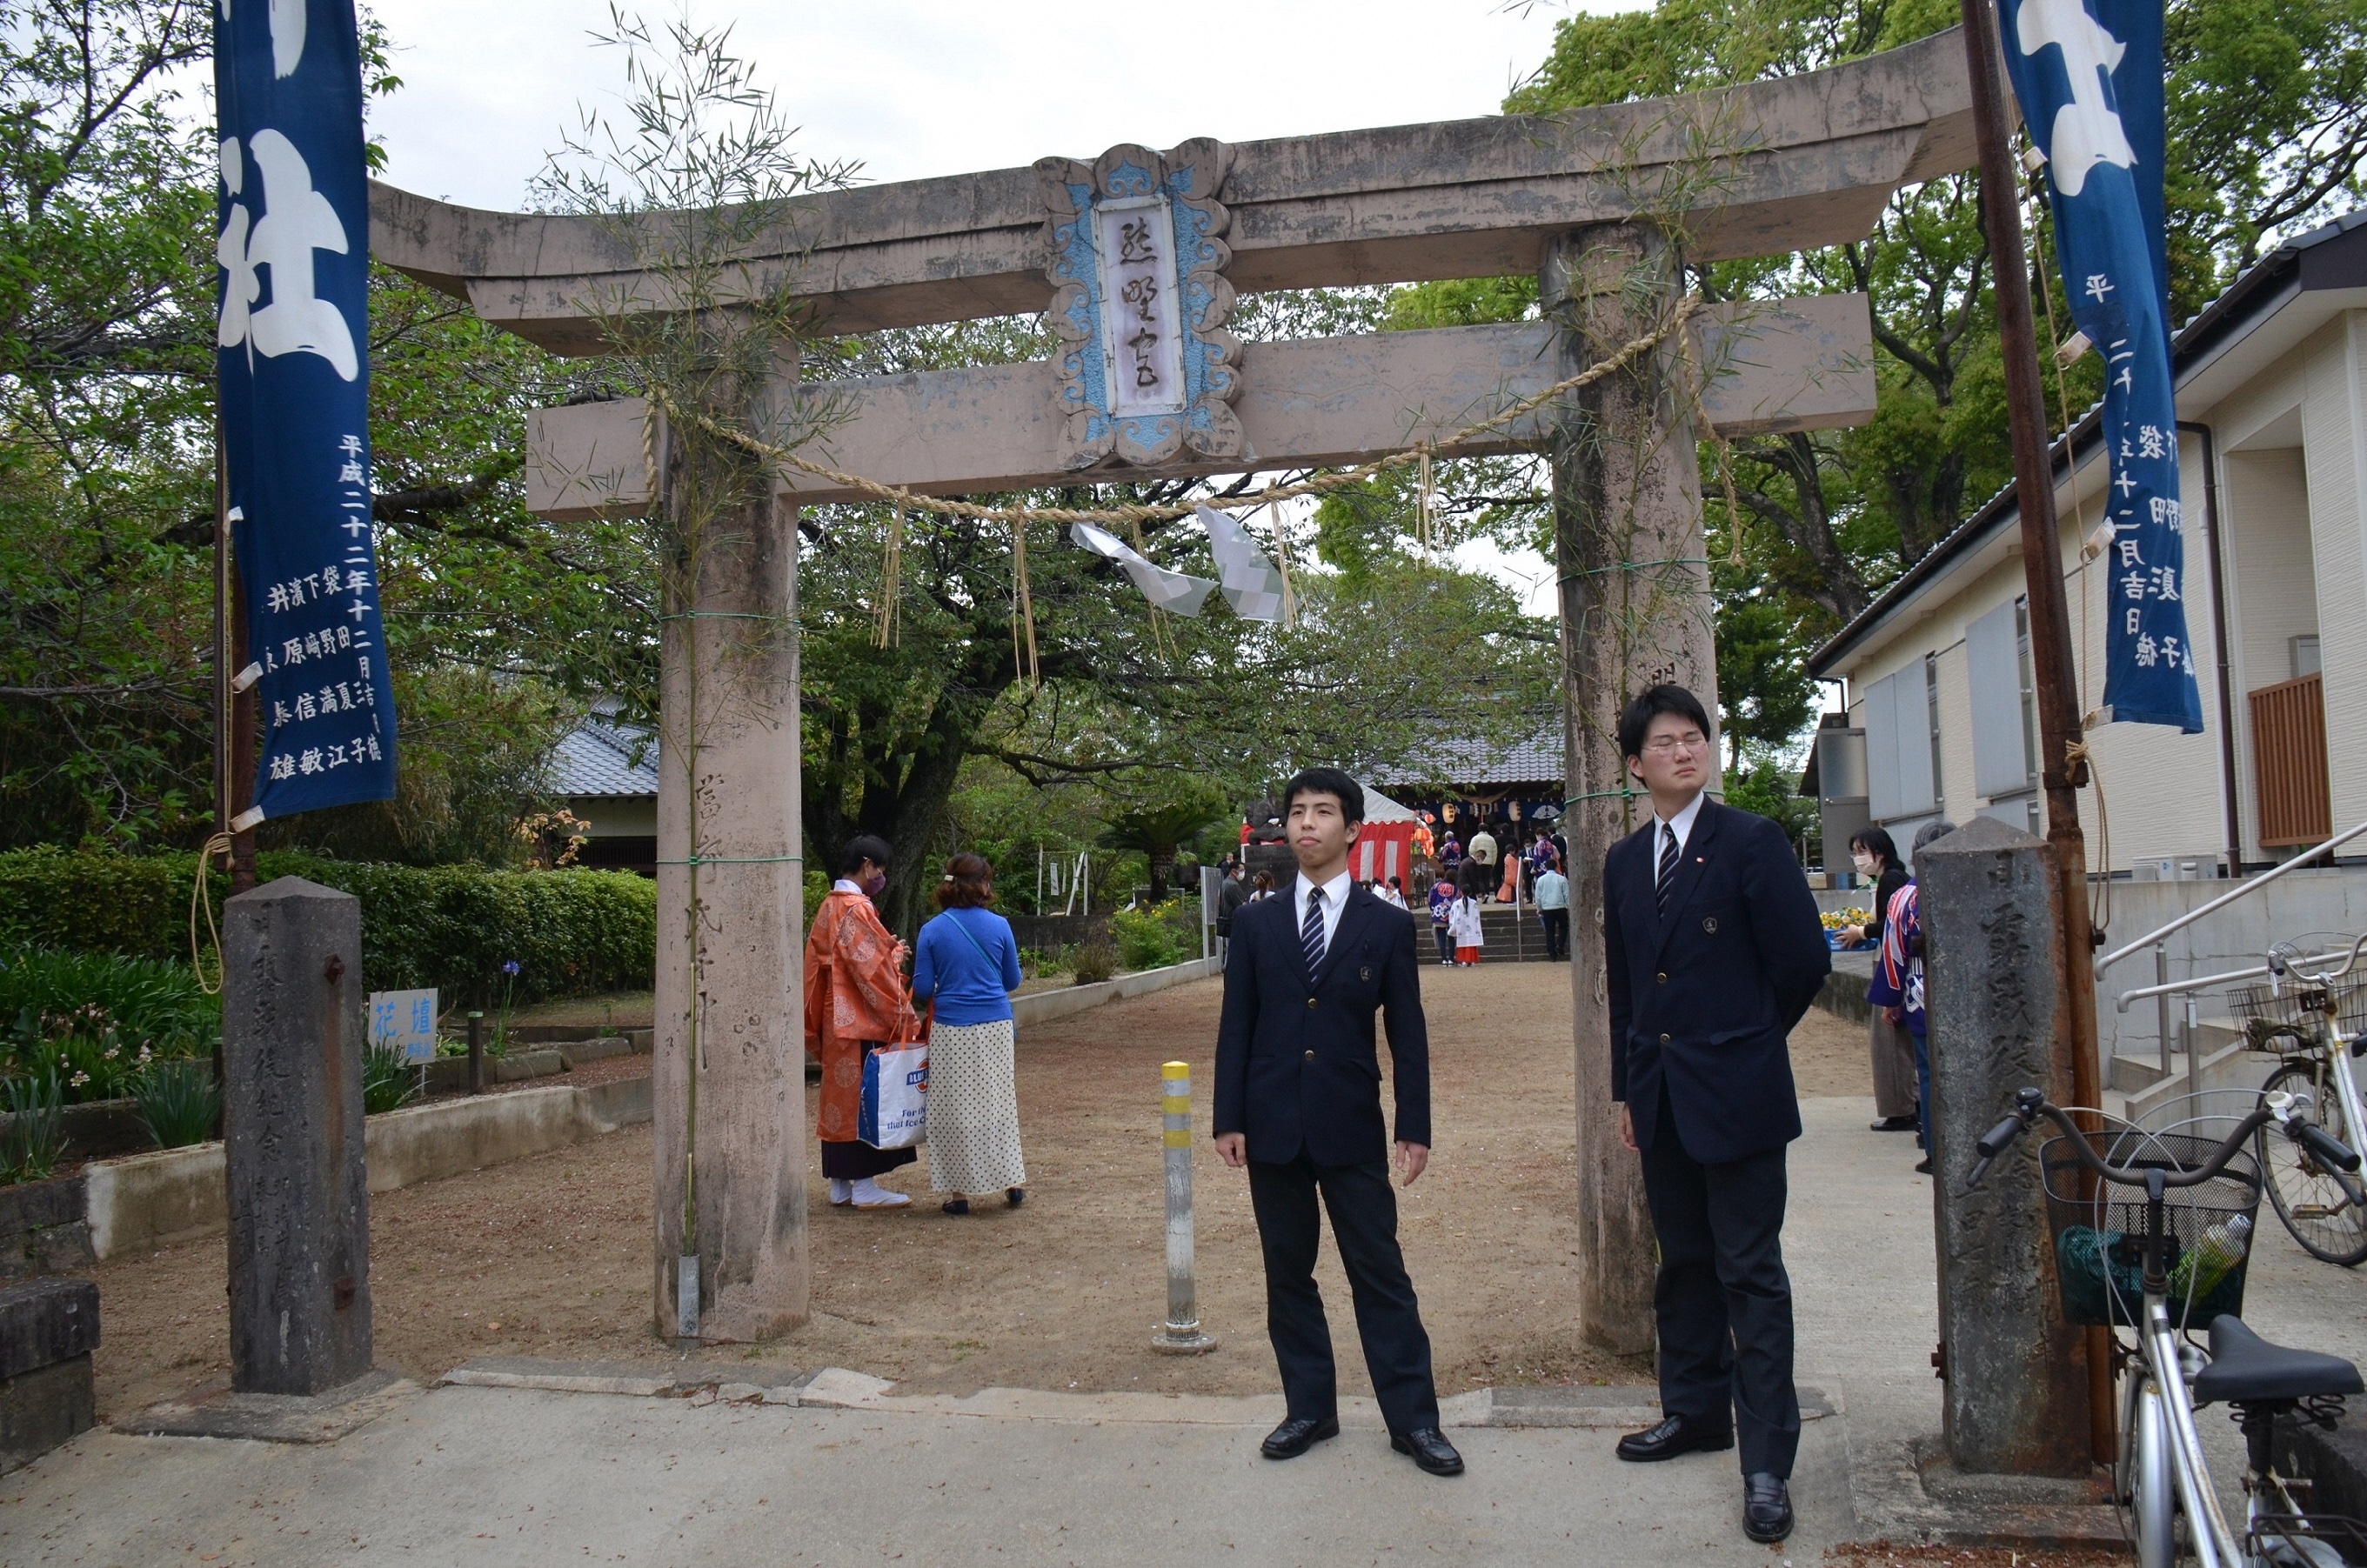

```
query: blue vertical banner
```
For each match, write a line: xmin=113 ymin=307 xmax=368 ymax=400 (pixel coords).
xmin=216 ymin=0 xmax=398 ymax=824
xmin=2000 ymin=0 xmax=2204 ymax=733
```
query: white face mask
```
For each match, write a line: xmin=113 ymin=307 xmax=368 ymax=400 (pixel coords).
xmin=1851 ymin=851 xmax=1875 ymax=871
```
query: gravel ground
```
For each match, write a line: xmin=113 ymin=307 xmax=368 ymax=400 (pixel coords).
xmin=84 ymin=964 xmax=1876 ymax=1419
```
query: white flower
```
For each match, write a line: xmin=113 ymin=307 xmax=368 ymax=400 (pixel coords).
xmin=70 ymin=1071 xmax=90 ymax=1087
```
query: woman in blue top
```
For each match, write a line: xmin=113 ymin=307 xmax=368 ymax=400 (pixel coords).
xmin=911 ymin=851 xmax=1028 ymax=1215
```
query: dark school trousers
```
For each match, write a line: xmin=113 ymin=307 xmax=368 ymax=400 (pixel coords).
xmin=1637 ymin=1093 xmax=1800 ymax=1478
xmin=1247 ymin=1150 xmax=1441 ymax=1437
xmin=1539 ymin=908 xmax=1570 ymax=959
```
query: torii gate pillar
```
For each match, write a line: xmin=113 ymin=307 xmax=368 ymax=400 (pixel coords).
xmin=1546 ymin=224 xmax=1721 ymax=1356
xmin=650 ymin=466 xmax=811 ymax=1342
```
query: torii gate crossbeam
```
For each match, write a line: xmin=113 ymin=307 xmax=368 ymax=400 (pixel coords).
xmin=365 ymin=29 xmax=1977 ymax=1347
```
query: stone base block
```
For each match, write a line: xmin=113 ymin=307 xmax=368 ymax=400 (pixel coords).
xmin=0 ymin=1177 xmax=95 ymax=1284
xmin=558 ymin=1037 xmax=632 ymax=1066
xmin=122 ymin=1366 xmax=413 ymax=1444
xmin=0 ymin=1355 xmax=94 ymax=1474
xmin=2276 ymin=1412 xmax=2367 ymax=1525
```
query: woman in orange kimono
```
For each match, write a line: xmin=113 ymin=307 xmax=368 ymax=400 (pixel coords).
xmin=804 ymin=833 xmax=921 ymax=1210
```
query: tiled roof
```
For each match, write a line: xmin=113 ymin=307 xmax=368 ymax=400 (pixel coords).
xmin=550 ymin=713 xmax=659 ymax=798
xmin=1367 ymin=724 xmax=1563 ymax=789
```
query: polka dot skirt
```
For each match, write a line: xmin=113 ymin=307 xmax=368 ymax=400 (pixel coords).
xmin=926 ymin=1018 xmax=1027 ymax=1195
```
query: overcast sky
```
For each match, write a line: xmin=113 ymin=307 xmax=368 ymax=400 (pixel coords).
xmin=361 ymin=2 xmax=1615 ymax=209
xmin=351 ymin=1 xmax=1633 ymax=613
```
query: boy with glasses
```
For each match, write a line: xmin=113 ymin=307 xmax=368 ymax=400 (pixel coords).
xmin=1598 ymin=685 xmax=1830 ymax=1545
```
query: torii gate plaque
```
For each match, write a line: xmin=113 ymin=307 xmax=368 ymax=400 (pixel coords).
xmin=371 ymin=28 xmax=1976 ymax=1348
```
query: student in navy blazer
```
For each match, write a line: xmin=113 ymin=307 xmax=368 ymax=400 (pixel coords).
xmin=1214 ymin=767 xmax=1460 ymax=1478
xmin=1601 ymin=685 xmax=1829 ymax=1547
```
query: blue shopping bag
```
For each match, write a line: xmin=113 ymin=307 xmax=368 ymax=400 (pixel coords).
xmin=859 ymin=1043 xmax=929 ymax=1150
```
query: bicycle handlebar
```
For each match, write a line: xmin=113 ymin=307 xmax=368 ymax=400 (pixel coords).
xmin=1963 ymin=1085 xmax=2361 ymax=1189
xmin=2298 ymin=1118 xmax=2364 ymax=1173
xmin=2270 ymin=932 xmax=2367 ymax=987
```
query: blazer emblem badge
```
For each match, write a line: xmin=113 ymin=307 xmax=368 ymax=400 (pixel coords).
xmin=1360 ymin=965 xmax=1372 ymax=982
xmin=1702 ymin=916 xmax=1719 ymax=933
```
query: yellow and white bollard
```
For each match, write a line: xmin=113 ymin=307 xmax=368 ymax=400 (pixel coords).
xmin=1151 ymin=1060 xmax=1218 ymax=1354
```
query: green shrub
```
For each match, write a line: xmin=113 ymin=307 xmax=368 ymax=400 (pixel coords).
xmin=131 ymin=1059 xmax=221 ymax=1149
xmin=1 ymin=945 xmax=218 ymax=1104
xmin=0 ymin=1071 xmax=65 ymax=1183
xmin=1109 ymin=900 xmax=1189 ymax=971
xmin=0 ymin=849 xmax=657 ymax=1008
xmin=0 ymin=945 xmax=220 ymax=1051
xmin=362 ymin=1043 xmax=419 ymax=1115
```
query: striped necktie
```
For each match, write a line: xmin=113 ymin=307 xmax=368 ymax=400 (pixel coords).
xmin=1655 ymin=823 xmax=1680 ymax=917
xmin=1302 ymin=887 xmax=1327 ymax=973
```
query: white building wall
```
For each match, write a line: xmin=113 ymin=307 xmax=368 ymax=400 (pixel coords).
xmin=1832 ymin=303 xmax=2367 ymax=877
xmin=1846 ymin=502 xmax=2228 ymax=874
xmin=2219 ymin=444 xmax=2317 ymax=860
xmin=2305 ymin=311 xmax=2367 ymax=831
xmin=1933 ymin=637 xmax=1974 ymax=827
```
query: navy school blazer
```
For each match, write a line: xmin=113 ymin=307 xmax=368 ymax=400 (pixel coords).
xmin=1214 ymin=881 xmax=1431 ymax=1165
xmin=1604 ymin=797 xmax=1831 ymax=1164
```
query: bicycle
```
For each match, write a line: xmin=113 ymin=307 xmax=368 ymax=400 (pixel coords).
xmin=1970 ymin=1086 xmax=2367 ymax=1567
xmin=2233 ymin=936 xmax=2367 ymax=1265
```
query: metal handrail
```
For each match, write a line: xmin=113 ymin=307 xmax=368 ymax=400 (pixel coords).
xmin=2113 ymin=948 xmax=2354 ymax=1012
xmin=2094 ymin=817 xmax=2367 ymax=979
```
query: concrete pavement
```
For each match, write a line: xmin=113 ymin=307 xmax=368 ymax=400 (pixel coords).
xmin=10 ymin=1092 xmax=2367 ymax=1564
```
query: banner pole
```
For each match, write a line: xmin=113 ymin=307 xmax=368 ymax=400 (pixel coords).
xmin=1959 ymin=0 xmax=2112 ymax=1465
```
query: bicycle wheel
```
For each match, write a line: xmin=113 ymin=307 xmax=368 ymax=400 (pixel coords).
xmin=2257 ymin=1058 xmax=2367 ymax=1265
xmin=2122 ymin=1378 xmax=2179 ymax=1568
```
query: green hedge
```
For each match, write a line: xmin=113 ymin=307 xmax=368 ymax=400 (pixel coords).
xmin=0 ymin=849 xmax=655 ymax=1007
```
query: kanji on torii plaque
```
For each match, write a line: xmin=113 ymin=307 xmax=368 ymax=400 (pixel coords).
xmin=1037 ymin=140 xmax=1244 ymax=470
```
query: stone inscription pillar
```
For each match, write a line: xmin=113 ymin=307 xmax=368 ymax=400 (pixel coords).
xmin=1543 ymin=224 xmax=1721 ymax=1356
xmin=223 ymin=876 xmax=371 ymax=1395
xmin=1920 ymin=816 xmax=2090 ymax=1476
xmin=651 ymin=476 xmax=810 ymax=1344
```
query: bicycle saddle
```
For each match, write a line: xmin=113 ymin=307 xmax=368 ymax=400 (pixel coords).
xmin=2190 ymin=1315 xmax=2365 ymax=1405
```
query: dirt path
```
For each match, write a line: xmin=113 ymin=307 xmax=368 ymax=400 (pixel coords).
xmin=86 ymin=964 xmax=1877 ymax=1418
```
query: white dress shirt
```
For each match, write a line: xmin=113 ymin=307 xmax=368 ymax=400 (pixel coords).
xmin=1294 ymin=868 xmax=1354 ymax=951
xmin=1654 ymin=790 xmax=1708 ymax=885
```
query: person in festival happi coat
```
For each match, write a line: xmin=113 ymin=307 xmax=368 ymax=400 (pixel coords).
xmin=804 ymin=832 xmax=921 ymax=1210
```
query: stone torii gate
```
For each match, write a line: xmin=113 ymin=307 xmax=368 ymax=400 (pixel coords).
xmin=369 ymin=30 xmax=1975 ymax=1347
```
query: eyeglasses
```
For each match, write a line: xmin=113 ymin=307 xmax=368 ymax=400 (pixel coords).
xmin=1641 ymin=734 xmax=1708 ymax=757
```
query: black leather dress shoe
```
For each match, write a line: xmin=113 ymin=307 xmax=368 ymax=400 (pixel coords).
xmin=1390 ymin=1427 xmax=1465 ymax=1476
xmin=1742 ymin=1472 xmax=1794 ymax=1543
xmin=1870 ymin=1115 xmax=1919 ymax=1132
xmin=1260 ymin=1413 xmax=1340 ymax=1459
xmin=1615 ymin=1411 xmax=1735 ymax=1462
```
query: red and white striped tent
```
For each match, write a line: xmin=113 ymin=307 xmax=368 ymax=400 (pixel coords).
xmin=1351 ymin=779 xmax=1422 ymax=886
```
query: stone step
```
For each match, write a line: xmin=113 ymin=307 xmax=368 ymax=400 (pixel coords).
xmin=2109 ymin=1052 xmax=2173 ymax=1093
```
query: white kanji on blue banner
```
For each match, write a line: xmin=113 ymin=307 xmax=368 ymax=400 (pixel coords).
xmin=217 ymin=0 xmax=398 ymax=819
xmin=2003 ymin=0 xmax=2203 ymax=733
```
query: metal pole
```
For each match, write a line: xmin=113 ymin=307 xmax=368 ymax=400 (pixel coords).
xmin=2156 ymin=944 xmax=2173 ymax=1079
xmin=1151 ymin=1060 xmax=1216 ymax=1354
xmin=2183 ymin=995 xmax=2201 ymax=1104
xmin=1958 ymin=0 xmax=2111 ymax=1464
xmin=466 ymin=1011 xmax=485 ymax=1096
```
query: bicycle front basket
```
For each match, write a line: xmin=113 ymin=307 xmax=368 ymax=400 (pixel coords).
xmin=2230 ymin=978 xmax=2367 ymax=1048
xmin=2041 ymin=1127 xmax=2264 ymax=1329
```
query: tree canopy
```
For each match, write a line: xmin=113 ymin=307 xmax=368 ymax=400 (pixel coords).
xmin=5 ymin=0 xmax=2363 ymax=876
